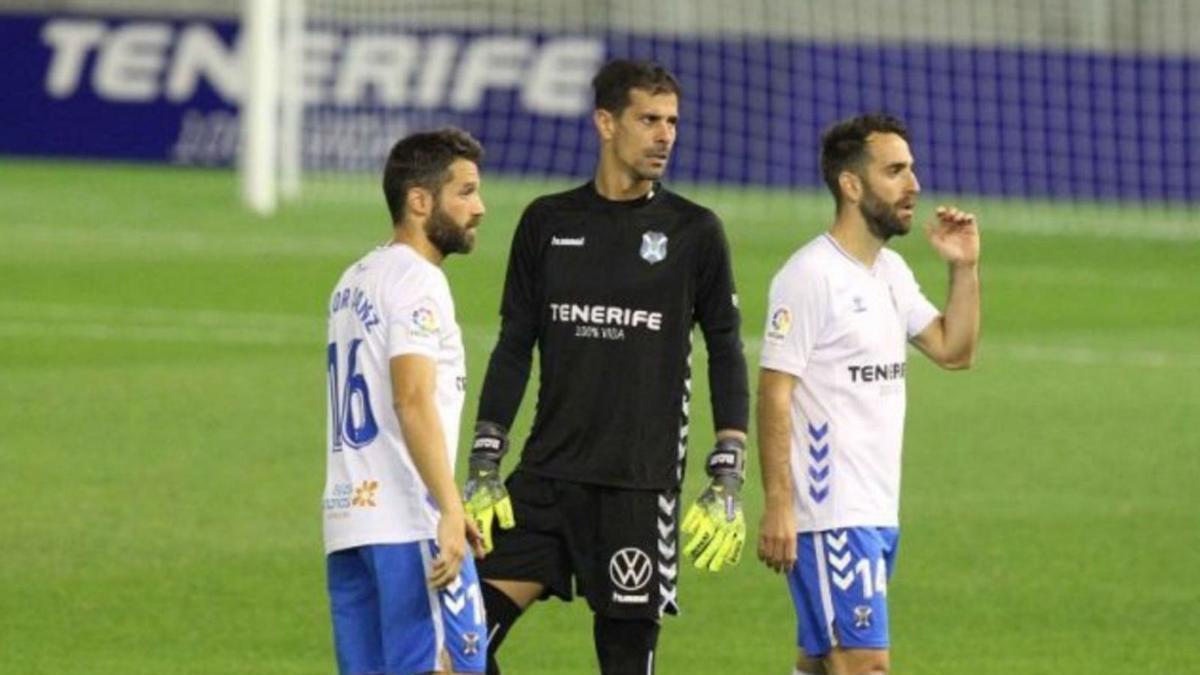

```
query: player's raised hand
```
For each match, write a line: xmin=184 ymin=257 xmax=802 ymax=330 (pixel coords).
xmin=681 ymin=438 xmax=747 ymax=572
xmin=757 ymin=500 xmax=797 ymax=573
xmin=463 ymin=422 xmax=516 ymax=553
xmin=431 ymin=509 xmax=469 ymax=589
xmin=925 ymin=205 xmax=980 ymax=265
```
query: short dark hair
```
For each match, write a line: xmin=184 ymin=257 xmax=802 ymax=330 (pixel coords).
xmin=382 ymin=127 xmax=483 ymax=223
xmin=592 ymin=59 xmax=681 ymax=115
xmin=820 ymin=113 xmax=910 ymax=206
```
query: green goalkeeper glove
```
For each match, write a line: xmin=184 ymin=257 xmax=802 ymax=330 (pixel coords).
xmin=463 ymin=421 xmax=515 ymax=553
xmin=681 ymin=437 xmax=746 ymax=572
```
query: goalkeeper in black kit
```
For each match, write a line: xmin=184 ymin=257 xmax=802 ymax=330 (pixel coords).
xmin=462 ymin=59 xmax=750 ymax=674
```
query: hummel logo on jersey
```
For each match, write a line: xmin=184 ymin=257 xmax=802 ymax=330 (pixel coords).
xmin=852 ymin=295 xmax=867 ymax=313
xmin=640 ymin=231 xmax=668 ymax=264
xmin=551 ymin=236 xmax=585 ymax=247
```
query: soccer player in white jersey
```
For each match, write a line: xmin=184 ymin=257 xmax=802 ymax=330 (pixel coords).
xmin=756 ymin=113 xmax=981 ymax=675
xmin=323 ymin=128 xmax=489 ymax=675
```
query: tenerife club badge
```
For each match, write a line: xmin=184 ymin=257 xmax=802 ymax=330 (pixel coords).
xmin=640 ymin=230 xmax=668 ymax=264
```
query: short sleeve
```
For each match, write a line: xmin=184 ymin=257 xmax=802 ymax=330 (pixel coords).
xmin=759 ymin=262 xmax=826 ymax=378
xmin=384 ymin=268 xmax=449 ymax=359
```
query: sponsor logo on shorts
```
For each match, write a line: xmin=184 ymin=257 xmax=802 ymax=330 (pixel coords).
xmin=853 ymin=605 xmax=873 ymax=629
xmin=609 ymin=547 xmax=652 ymax=592
xmin=551 ymin=236 xmax=585 ymax=247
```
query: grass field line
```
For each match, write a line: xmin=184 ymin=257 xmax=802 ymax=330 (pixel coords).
xmin=4 ymin=213 xmax=1198 ymax=259
xmin=2 ymin=301 xmax=1198 ymax=370
xmin=0 ymin=223 xmax=368 ymax=258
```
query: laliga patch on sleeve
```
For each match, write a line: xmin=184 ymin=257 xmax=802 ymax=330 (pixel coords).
xmin=409 ymin=304 xmax=441 ymax=339
xmin=765 ymin=305 xmax=792 ymax=344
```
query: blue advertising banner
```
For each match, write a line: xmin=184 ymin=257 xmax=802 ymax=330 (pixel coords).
xmin=2 ymin=12 xmax=1197 ymax=201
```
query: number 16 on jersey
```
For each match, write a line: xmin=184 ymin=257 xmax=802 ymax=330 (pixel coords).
xmin=327 ymin=339 xmax=379 ymax=451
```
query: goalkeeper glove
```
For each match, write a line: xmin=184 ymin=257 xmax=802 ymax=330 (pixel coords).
xmin=681 ymin=437 xmax=746 ymax=572
xmin=463 ymin=421 xmax=515 ymax=553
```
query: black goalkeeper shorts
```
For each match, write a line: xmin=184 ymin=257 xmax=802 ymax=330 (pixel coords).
xmin=477 ymin=470 xmax=681 ymax=620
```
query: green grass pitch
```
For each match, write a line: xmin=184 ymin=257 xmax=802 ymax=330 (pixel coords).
xmin=1 ymin=159 xmax=1197 ymax=673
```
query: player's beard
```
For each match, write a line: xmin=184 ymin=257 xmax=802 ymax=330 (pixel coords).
xmin=425 ymin=203 xmax=479 ymax=256
xmin=859 ymin=183 xmax=911 ymax=241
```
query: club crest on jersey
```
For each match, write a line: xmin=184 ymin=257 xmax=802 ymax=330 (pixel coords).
xmin=640 ymin=231 xmax=668 ymax=264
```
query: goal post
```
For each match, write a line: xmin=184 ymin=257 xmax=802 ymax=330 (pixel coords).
xmin=239 ymin=0 xmax=1199 ymax=228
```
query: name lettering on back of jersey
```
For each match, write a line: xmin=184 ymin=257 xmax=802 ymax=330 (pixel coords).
xmin=550 ymin=302 xmax=663 ymax=341
xmin=848 ymin=362 xmax=906 ymax=383
xmin=551 ymin=236 xmax=586 ymax=247
xmin=329 ymin=286 xmax=382 ymax=332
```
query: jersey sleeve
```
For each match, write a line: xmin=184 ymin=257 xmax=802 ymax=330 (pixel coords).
xmin=694 ymin=211 xmax=750 ymax=433
xmin=759 ymin=259 xmax=827 ymax=378
xmin=384 ymin=268 xmax=447 ymax=360
xmin=891 ymin=256 xmax=940 ymax=339
xmin=476 ymin=203 xmax=542 ymax=429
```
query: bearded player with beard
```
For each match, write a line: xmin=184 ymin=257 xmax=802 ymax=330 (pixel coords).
xmin=322 ymin=128 xmax=489 ymax=675
xmin=756 ymin=113 xmax=981 ymax=675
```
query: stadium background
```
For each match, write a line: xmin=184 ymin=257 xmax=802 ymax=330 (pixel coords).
xmin=1 ymin=1 xmax=1197 ymax=672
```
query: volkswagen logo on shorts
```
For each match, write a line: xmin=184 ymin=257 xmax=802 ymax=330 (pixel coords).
xmin=608 ymin=547 xmax=653 ymax=591
xmin=640 ymin=231 xmax=668 ymax=264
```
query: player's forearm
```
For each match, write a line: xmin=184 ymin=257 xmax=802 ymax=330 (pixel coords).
xmin=939 ymin=261 xmax=981 ymax=369
xmin=396 ymin=400 xmax=463 ymax=517
xmin=476 ymin=316 xmax=535 ymax=428
xmin=704 ymin=324 xmax=750 ymax=433
xmin=756 ymin=375 xmax=795 ymax=505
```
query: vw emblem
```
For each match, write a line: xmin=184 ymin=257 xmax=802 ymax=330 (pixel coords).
xmin=608 ymin=547 xmax=653 ymax=592
xmin=640 ymin=231 xmax=668 ymax=264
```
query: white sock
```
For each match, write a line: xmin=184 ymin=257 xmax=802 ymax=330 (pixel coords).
xmin=794 ymin=669 xmax=819 ymax=675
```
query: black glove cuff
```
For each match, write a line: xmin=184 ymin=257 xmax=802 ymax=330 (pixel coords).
xmin=471 ymin=420 xmax=509 ymax=465
xmin=706 ymin=437 xmax=746 ymax=483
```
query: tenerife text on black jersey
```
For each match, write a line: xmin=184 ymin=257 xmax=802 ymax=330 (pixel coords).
xmin=478 ymin=182 xmax=749 ymax=490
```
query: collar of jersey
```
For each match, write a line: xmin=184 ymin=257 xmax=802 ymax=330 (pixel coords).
xmin=585 ymin=180 xmax=661 ymax=209
xmin=822 ymin=233 xmax=884 ymax=276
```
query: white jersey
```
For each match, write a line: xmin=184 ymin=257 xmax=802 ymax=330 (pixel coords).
xmin=760 ymin=234 xmax=938 ymax=532
xmin=322 ymin=244 xmax=466 ymax=554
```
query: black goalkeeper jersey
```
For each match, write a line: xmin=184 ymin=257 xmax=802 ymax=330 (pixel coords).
xmin=477 ymin=181 xmax=749 ymax=490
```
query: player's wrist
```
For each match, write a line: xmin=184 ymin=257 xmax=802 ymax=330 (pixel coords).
xmin=470 ymin=420 xmax=509 ymax=466
xmin=705 ymin=437 xmax=746 ymax=486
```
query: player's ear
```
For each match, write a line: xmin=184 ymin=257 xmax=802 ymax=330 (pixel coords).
xmin=594 ymin=108 xmax=615 ymax=142
xmin=838 ymin=170 xmax=862 ymax=205
xmin=406 ymin=186 xmax=433 ymax=219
